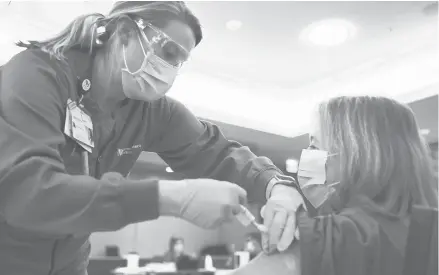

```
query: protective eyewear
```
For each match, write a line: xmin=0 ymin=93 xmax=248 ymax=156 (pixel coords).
xmin=134 ymin=17 xmax=190 ymax=68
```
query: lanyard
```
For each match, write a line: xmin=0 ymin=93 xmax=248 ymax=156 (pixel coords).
xmin=77 ymin=51 xmax=96 ymax=176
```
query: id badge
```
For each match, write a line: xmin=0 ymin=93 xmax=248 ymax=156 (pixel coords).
xmin=64 ymin=99 xmax=94 ymax=153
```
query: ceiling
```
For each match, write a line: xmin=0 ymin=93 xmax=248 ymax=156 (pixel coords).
xmin=185 ymin=1 xmax=437 ymax=87
xmin=0 ymin=1 xmax=435 ymax=177
xmin=0 ymin=1 xmax=437 ymax=137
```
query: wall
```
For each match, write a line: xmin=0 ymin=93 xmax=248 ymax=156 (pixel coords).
xmin=429 ymin=142 xmax=438 ymax=175
xmin=90 ymin=217 xmax=220 ymax=258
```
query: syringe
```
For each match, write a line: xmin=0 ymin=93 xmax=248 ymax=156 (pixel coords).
xmin=235 ymin=205 xmax=267 ymax=232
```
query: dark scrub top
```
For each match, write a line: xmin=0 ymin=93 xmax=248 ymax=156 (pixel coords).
xmin=298 ymin=205 xmax=409 ymax=275
xmin=0 ymin=48 xmax=286 ymax=275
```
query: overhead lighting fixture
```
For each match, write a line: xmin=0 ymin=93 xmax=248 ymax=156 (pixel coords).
xmin=300 ymin=18 xmax=356 ymax=47
xmin=286 ymin=159 xmax=299 ymax=174
xmin=165 ymin=167 xmax=174 ymax=173
xmin=420 ymin=128 xmax=431 ymax=135
xmin=226 ymin=20 xmax=242 ymax=31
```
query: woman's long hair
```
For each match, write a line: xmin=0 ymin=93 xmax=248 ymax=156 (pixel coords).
xmin=16 ymin=1 xmax=202 ymax=62
xmin=16 ymin=1 xmax=202 ymax=89
xmin=318 ymin=96 xmax=438 ymax=217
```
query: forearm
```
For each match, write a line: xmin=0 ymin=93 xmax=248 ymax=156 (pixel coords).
xmin=159 ymin=123 xmax=283 ymax=203
xmin=202 ymin=140 xmax=282 ymax=203
xmin=1 ymin=160 xmax=160 ymax=235
xmin=146 ymin=98 xmax=294 ymax=204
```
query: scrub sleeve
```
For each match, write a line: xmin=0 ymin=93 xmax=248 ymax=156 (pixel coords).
xmin=0 ymin=50 xmax=160 ymax=235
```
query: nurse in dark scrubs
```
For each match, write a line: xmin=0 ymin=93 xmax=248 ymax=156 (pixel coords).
xmin=233 ymin=96 xmax=438 ymax=275
xmin=0 ymin=2 xmax=304 ymax=274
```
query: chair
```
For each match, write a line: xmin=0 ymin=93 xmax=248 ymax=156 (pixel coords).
xmin=403 ymin=205 xmax=438 ymax=275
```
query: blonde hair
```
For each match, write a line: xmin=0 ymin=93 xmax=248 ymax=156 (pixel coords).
xmin=318 ymin=96 xmax=438 ymax=216
xmin=17 ymin=1 xmax=202 ymax=66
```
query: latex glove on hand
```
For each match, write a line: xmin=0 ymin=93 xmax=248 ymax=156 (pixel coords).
xmin=261 ymin=184 xmax=304 ymax=254
xmin=158 ymin=179 xmax=247 ymax=229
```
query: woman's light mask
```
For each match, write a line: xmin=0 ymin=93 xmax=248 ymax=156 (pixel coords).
xmin=135 ymin=17 xmax=190 ymax=68
xmin=297 ymin=148 xmax=340 ymax=209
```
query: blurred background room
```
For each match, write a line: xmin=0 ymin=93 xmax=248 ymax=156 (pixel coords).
xmin=0 ymin=1 xmax=437 ymax=275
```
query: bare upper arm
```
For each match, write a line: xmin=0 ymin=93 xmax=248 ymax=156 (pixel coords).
xmin=231 ymin=244 xmax=301 ymax=275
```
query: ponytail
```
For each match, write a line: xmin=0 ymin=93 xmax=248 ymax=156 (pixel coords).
xmin=17 ymin=13 xmax=106 ymax=61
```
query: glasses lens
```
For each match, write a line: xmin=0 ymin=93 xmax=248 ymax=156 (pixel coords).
xmin=142 ymin=24 xmax=189 ymax=67
xmin=155 ymin=40 xmax=188 ymax=66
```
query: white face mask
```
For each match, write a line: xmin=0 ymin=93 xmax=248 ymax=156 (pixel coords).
xmin=121 ymin=31 xmax=179 ymax=101
xmin=297 ymin=149 xmax=339 ymax=209
xmin=173 ymin=243 xmax=184 ymax=254
xmin=245 ymin=241 xmax=256 ymax=252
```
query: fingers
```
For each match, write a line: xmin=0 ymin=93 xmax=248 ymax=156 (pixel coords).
xmin=262 ymin=204 xmax=275 ymax=233
xmin=228 ymin=204 xmax=242 ymax=218
xmin=233 ymin=184 xmax=248 ymax=205
xmin=295 ymin=227 xmax=300 ymax=240
xmin=261 ymin=204 xmax=273 ymax=253
xmin=277 ymin=214 xmax=296 ymax=251
xmin=268 ymin=209 xmax=287 ymax=253
xmin=261 ymin=232 xmax=269 ymax=253
xmin=260 ymin=205 xmax=266 ymax=219
xmin=181 ymin=179 xmax=249 ymax=229
xmin=230 ymin=184 xmax=247 ymax=215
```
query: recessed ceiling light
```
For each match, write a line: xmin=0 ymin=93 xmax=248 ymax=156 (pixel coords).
xmin=420 ymin=128 xmax=431 ymax=135
xmin=226 ymin=20 xmax=242 ymax=31
xmin=300 ymin=18 xmax=356 ymax=47
xmin=165 ymin=167 xmax=174 ymax=173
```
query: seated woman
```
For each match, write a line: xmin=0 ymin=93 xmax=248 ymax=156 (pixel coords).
xmin=162 ymin=237 xmax=192 ymax=263
xmin=232 ymin=96 xmax=438 ymax=275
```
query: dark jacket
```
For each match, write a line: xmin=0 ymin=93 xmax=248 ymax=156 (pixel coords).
xmin=0 ymin=49 xmax=285 ymax=275
xmin=298 ymin=205 xmax=409 ymax=275
xmin=230 ymin=205 xmax=409 ymax=275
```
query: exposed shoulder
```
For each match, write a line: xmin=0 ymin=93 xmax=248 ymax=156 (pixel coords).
xmin=231 ymin=245 xmax=301 ymax=275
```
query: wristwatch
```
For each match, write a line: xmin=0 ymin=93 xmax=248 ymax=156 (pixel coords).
xmin=265 ymin=174 xmax=299 ymax=200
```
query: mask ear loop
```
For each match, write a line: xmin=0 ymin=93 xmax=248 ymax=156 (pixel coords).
xmin=122 ymin=28 xmax=153 ymax=75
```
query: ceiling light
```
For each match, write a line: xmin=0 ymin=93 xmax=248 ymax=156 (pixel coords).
xmin=165 ymin=167 xmax=174 ymax=173
xmin=226 ymin=20 xmax=242 ymax=31
xmin=300 ymin=18 xmax=356 ymax=47
xmin=420 ymin=128 xmax=431 ymax=135
xmin=286 ymin=159 xmax=299 ymax=174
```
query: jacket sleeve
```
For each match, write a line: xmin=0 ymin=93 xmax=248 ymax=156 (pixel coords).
xmin=0 ymin=51 xmax=159 ymax=235
xmin=146 ymin=96 xmax=287 ymax=204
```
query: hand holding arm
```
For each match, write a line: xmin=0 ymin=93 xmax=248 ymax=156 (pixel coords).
xmin=261 ymin=183 xmax=304 ymax=253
